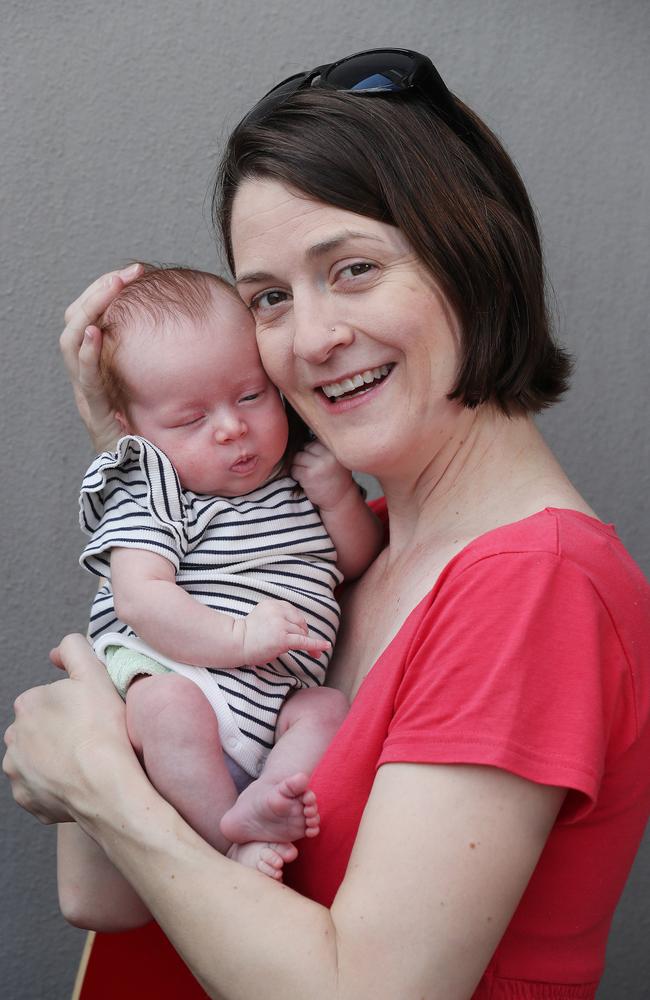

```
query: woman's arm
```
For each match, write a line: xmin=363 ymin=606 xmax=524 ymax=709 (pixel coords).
xmin=57 ymin=823 xmax=151 ymax=931
xmin=4 ymin=636 xmax=564 ymax=1000
xmin=60 ymin=264 xmax=143 ymax=453
xmin=111 ymin=548 xmax=330 ymax=666
xmin=291 ymin=441 xmax=384 ymax=580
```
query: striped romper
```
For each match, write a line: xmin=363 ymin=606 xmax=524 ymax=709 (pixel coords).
xmin=79 ymin=435 xmax=342 ymax=778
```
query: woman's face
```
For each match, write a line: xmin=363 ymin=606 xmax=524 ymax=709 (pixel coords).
xmin=230 ymin=177 xmax=463 ymax=478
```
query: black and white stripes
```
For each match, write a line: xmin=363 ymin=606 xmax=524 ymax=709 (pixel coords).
xmin=80 ymin=436 xmax=342 ymax=776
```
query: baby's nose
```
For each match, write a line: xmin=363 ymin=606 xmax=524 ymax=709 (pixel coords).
xmin=214 ymin=416 xmax=247 ymax=444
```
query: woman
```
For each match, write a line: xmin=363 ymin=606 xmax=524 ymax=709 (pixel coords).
xmin=5 ymin=49 xmax=650 ymax=999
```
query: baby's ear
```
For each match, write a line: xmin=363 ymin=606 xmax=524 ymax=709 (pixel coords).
xmin=114 ymin=410 xmax=132 ymax=435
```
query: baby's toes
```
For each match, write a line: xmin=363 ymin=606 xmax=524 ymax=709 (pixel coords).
xmin=257 ymin=846 xmax=283 ymax=877
xmin=270 ymin=841 xmax=299 ymax=864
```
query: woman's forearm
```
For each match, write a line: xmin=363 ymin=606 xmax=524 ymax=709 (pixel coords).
xmin=85 ymin=769 xmax=340 ymax=1000
xmin=57 ymin=823 xmax=151 ymax=932
xmin=6 ymin=639 xmax=341 ymax=998
xmin=7 ymin=638 xmax=560 ymax=1000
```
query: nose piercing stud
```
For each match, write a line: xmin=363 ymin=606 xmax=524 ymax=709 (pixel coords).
xmin=330 ymin=327 xmax=336 ymax=332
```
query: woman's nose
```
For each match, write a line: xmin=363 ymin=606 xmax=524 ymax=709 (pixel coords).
xmin=214 ymin=415 xmax=247 ymax=444
xmin=292 ymin=303 xmax=355 ymax=364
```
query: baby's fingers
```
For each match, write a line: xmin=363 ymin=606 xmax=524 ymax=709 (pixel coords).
xmin=269 ymin=601 xmax=308 ymax=632
xmin=286 ymin=633 xmax=332 ymax=655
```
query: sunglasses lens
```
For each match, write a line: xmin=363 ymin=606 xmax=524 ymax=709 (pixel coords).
xmin=324 ymin=50 xmax=417 ymax=92
xmin=242 ymin=49 xmax=457 ymax=131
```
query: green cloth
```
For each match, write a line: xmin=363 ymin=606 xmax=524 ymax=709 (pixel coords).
xmin=104 ymin=645 xmax=172 ymax=699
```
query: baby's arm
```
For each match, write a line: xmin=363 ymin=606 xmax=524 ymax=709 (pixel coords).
xmin=291 ymin=441 xmax=384 ymax=580
xmin=110 ymin=548 xmax=330 ymax=667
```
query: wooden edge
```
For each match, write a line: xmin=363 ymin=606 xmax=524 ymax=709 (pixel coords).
xmin=71 ymin=931 xmax=96 ymax=1000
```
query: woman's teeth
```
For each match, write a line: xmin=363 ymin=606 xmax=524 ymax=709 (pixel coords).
xmin=321 ymin=365 xmax=392 ymax=400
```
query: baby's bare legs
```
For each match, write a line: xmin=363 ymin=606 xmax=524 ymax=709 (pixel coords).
xmin=222 ymin=687 xmax=348 ymax=876
xmin=126 ymin=674 xmax=237 ymax=854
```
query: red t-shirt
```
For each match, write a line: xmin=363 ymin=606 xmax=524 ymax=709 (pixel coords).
xmin=286 ymin=507 xmax=650 ymax=999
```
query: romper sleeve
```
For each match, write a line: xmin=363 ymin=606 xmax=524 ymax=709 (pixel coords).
xmin=79 ymin=435 xmax=188 ymax=578
xmin=379 ymin=551 xmax=631 ymax=817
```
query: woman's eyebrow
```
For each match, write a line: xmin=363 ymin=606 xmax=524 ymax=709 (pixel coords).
xmin=305 ymin=230 xmax=381 ymax=259
xmin=236 ymin=269 xmax=275 ymax=286
xmin=236 ymin=230 xmax=382 ymax=285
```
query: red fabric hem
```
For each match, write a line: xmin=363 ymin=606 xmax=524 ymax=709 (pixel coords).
xmin=379 ymin=736 xmax=599 ymax=812
xmin=473 ymin=973 xmax=597 ymax=998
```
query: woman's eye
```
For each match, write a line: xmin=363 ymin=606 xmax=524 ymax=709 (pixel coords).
xmin=250 ymin=289 xmax=289 ymax=312
xmin=338 ymin=262 xmax=376 ymax=281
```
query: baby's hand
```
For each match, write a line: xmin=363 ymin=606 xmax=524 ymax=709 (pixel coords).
xmin=238 ymin=599 xmax=331 ymax=666
xmin=291 ymin=440 xmax=355 ymax=511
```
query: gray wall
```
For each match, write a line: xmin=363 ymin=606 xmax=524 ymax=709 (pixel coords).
xmin=2 ymin=1 xmax=648 ymax=997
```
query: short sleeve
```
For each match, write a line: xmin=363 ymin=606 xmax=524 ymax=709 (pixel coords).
xmin=380 ymin=552 xmax=627 ymax=816
xmin=79 ymin=435 xmax=188 ymax=577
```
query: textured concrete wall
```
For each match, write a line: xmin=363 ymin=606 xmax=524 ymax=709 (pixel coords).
xmin=1 ymin=1 xmax=648 ymax=997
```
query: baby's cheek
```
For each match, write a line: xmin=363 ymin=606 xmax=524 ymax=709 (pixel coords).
xmin=258 ymin=341 xmax=290 ymax=389
xmin=176 ymin=451 xmax=208 ymax=491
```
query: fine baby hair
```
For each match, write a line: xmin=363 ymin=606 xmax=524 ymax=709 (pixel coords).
xmin=97 ymin=264 xmax=237 ymax=413
xmin=97 ymin=262 xmax=311 ymax=463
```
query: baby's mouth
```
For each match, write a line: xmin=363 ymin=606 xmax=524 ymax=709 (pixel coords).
xmin=231 ymin=455 xmax=258 ymax=474
xmin=320 ymin=364 xmax=394 ymax=401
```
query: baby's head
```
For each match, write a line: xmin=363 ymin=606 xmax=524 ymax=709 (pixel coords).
xmin=99 ymin=265 xmax=298 ymax=496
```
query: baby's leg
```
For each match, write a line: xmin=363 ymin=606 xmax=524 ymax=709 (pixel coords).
xmin=221 ymin=686 xmax=348 ymax=856
xmin=126 ymin=674 xmax=237 ymax=854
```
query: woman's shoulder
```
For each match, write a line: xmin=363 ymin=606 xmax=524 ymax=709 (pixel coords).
xmin=421 ymin=508 xmax=650 ymax=718
xmin=451 ymin=507 xmax=647 ymax=604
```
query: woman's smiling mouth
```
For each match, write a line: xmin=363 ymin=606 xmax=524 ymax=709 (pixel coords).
xmin=320 ymin=364 xmax=394 ymax=401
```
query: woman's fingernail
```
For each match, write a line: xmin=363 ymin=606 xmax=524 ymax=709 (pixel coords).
xmin=84 ymin=326 xmax=94 ymax=338
xmin=120 ymin=263 xmax=141 ymax=278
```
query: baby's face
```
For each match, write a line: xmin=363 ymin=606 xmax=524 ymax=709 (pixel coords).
xmin=117 ymin=291 xmax=289 ymax=495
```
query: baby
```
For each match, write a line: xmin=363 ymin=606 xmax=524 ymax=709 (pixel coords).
xmin=78 ymin=265 xmax=382 ymax=878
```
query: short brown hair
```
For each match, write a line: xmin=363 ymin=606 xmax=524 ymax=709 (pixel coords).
xmin=215 ymin=89 xmax=571 ymax=414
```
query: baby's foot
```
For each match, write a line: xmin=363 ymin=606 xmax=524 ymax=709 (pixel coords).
xmin=227 ymin=840 xmax=298 ymax=880
xmin=220 ymin=772 xmax=320 ymax=845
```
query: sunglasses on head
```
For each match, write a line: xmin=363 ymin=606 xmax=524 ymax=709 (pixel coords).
xmin=241 ymin=47 xmax=462 ymax=131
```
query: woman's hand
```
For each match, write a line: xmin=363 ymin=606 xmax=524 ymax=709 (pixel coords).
xmin=60 ymin=263 xmax=142 ymax=453
xmin=3 ymin=635 xmax=133 ymax=827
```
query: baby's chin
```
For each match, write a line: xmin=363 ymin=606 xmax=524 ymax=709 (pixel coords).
xmin=181 ymin=463 xmax=281 ymax=497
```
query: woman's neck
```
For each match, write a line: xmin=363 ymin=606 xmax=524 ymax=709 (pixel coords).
xmin=377 ymin=408 xmax=591 ymax=562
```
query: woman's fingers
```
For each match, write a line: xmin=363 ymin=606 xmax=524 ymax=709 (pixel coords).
xmin=4 ymin=636 xmax=131 ymax=825
xmin=49 ymin=646 xmax=65 ymax=669
xmin=62 ymin=263 xmax=142 ymax=330
xmin=3 ymin=684 xmax=76 ymax=824
xmin=60 ymin=263 xmax=142 ymax=451
xmin=51 ymin=633 xmax=114 ymax=685
xmin=77 ymin=325 xmax=104 ymax=393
